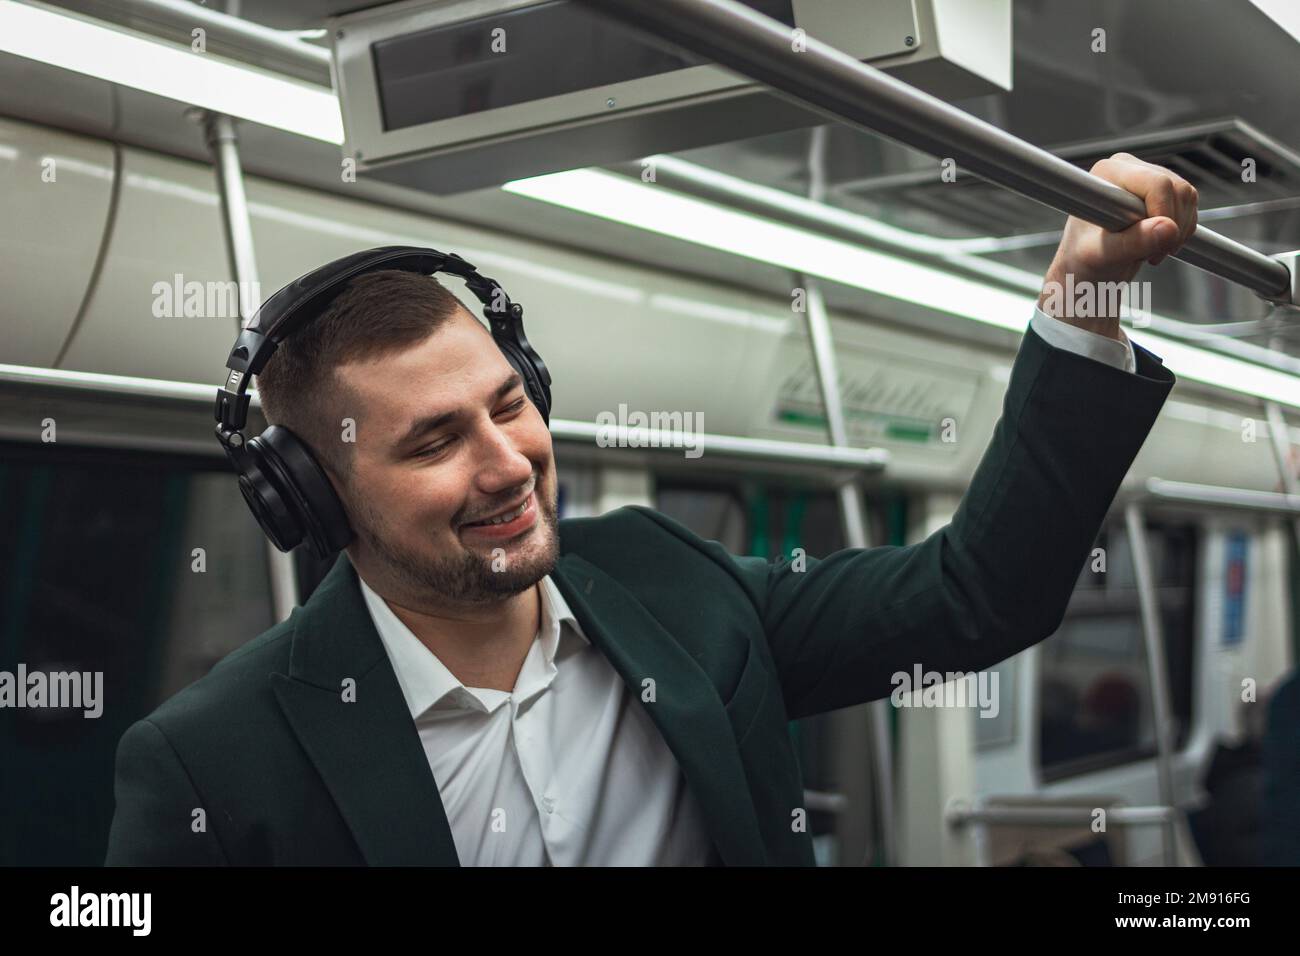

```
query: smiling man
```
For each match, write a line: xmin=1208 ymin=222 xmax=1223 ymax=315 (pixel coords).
xmin=106 ymin=154 xmax=1189 ymax=867
xmin=334 ymin=302 xmax=719 ymax=864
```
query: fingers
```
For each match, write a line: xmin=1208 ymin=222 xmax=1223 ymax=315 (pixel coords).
xmin=1090 ymin=153 xmax=1199 ymax=263
xmin=1097 ymin=215 xmax=1178 ymax=268
xmin=1144 ymin=218 xmax=1180 ymax=266
xmin=1053 ymin=153 xmax=1201 ymax=284
xmin=1181 ymin=180 xmax=1199 ymax=245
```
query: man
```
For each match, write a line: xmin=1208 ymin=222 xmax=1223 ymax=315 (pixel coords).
xmin=105 ymin=154 xmax=1190 ymax=866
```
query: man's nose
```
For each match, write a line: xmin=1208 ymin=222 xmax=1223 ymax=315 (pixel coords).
xmin=474 ymin=421 xmax=534 ymax=494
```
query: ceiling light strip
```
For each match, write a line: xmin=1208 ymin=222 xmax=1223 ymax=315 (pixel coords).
xmin=504 ymin=168 xmax=1300 ymax=407
xmin=0 ymin=1 xmax=343 ymax=143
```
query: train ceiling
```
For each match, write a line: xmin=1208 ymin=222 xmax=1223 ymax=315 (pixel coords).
xmin=2 ymin=0 xmax=1299 ymax=351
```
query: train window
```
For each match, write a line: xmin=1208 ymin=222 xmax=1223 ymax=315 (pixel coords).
xmin=1037 ymin=519 xmax=1197 ymax=782
xmin=653 ymin=481 xmax=750 ymax=554
xmin=0 ymin=441 xmax=274 ymax=865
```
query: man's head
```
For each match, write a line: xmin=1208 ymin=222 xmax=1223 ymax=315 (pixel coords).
xmin=255 ymin=269 xmax=559 ymax=609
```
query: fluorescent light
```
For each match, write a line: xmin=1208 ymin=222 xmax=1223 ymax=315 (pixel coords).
xmin=625 ymin=154 xmax=1300 ymax=378
xmin=505 ymin=168 xmax=1032 ymax=332
xmin=504 ymin=167 xmax=1300 ymax=407
xmin=0 ymin=1 xmax=343 ymax=143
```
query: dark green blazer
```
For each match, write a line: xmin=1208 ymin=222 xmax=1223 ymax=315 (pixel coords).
xmin=105 ymin=326 xmax=1174 ymax=866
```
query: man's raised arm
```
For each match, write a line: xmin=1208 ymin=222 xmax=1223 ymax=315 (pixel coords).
xmin=755 ymin=154 xmax=1194 ymax=720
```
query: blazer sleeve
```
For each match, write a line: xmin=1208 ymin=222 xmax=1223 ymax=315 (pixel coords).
xmin=747 ymin=324 xmax=1174 ymax=720
xmin=104 ymin=718 xmax=230 ymax=866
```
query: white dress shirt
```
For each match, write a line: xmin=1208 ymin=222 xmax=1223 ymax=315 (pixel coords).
xmin=357 ymin=309 xmax=1137 ymax=867
xmin=1030 ymin=306 xmax=1137 ymax=373
xmin=359 ymin=572 xmax=717 ymax=866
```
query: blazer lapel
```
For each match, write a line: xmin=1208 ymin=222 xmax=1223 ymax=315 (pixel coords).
xmin=268 ymin=549 xmax=767 ymax=866
xmin=552 ymin=553 xmax=767 ymax=865
xmin=270 ymin=554 xmax=460 ymax=866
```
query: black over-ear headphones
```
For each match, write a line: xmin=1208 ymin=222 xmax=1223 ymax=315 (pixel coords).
xmin=213 ymin=245 xmax=552 ymax=560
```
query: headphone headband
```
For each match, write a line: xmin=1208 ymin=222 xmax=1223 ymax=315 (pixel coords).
xmin=214 ymin=245 xmax=551 ymax=439
xmin=212 ymin=245 xmax=553 ymax=559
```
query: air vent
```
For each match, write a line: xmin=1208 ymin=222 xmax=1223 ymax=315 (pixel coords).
xmin=330 ymin=0 xmax=1012 ymax=194
xmin=837 ymin=119 xmax=1300 ymax=237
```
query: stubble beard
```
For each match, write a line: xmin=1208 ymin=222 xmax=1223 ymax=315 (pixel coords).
xmin=353 ymin=481 xmax=560 ymax=607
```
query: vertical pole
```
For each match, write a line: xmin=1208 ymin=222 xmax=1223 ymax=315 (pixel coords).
xmin=898 ymin=492 xmax=976 ymax=865
xmin=1124 ymin=502 xmax=1179 ymax=865
xmin=796 ymin=125 xmax=895 ymax=866
xmin=202 ymin=111 xmax=299 ymax=624
xmin=205 ymin=113 xmax=262 ymax=326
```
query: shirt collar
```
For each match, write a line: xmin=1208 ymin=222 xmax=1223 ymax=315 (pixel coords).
xmin=358 ymin=573 xmax=589 ymax=720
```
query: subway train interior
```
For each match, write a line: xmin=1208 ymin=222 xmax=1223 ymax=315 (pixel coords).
xmin=2 ymin=0 xmax=1300 ymax=878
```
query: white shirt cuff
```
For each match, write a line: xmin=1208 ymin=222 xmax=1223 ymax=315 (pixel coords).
xmin=1030 ymin=307 xmax=1136 ymax=374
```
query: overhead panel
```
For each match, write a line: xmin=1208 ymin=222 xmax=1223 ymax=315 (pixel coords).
xmin=330 ymin=0 xmax=1012 ymax=194
xmin=0 ymin=115 xmax=115 ymax=368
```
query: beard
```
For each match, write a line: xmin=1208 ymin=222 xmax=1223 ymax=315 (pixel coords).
xmin=351 ymin=478 xmax=559 ymax=607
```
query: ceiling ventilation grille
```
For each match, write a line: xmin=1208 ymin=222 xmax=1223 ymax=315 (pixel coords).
xmin=836 ymin=119 xmax=1300 ymax=237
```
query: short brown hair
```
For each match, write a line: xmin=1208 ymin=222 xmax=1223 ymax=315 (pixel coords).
xmin=254 ymin=269 xmax=467 ymax=486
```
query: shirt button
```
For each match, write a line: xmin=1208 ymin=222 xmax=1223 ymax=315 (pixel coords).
xmin=541 ymin=796 xmax=555 ymax=814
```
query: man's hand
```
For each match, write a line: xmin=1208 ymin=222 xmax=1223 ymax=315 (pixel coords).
xmin=1037 ymin=152 xmax=1199 ymax=340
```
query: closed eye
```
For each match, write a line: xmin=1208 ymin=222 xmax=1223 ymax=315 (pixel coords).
xmin=413 ymin=439 xmax=454 ymax=460
xmin=411 ymin=399 xmax=526 ymax=460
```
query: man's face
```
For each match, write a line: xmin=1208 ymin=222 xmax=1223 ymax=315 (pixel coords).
xmin=333 ymin=308 xmax=559 ymax=608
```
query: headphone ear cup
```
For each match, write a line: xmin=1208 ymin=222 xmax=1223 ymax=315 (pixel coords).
xmin=496 ymin=339 xmax=551 ymax=424
xmin=248 ymin=426 xmax=354 ymax=559
xmin=237 ymin=434 xmax=307 ymax=554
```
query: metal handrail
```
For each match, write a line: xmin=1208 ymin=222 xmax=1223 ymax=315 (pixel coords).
xmin=948 ymin=801 xmax=1177 ymax=828
xmin=607 ymin=155 xmax=1300 ymax=377
xmin=577 ymin=0 xmax=1294 ymax=305
xmin=1141 ymin=477 xmax=1300 ymax=514
xmin=200 ymin=111 xmax=299 ymax=625
xmin=0 ymin=363 xmax=890 ymax=473
xmin=948 ymin=799 xmax=1183 ymax=866
xmin=951 ymin=801 xmax=1185 ymax=868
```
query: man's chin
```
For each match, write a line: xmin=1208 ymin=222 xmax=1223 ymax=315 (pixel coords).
xmin=462 ymin=521 xmax=558 ymax=589
xmin=456 ymin=519 xmax=543 ymax=557
xmin=467 ymin=549 xmax=557 ymax=603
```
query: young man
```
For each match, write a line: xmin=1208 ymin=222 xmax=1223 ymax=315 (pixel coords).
xmin=106 ymin=154 xmax=1192 ymax=866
